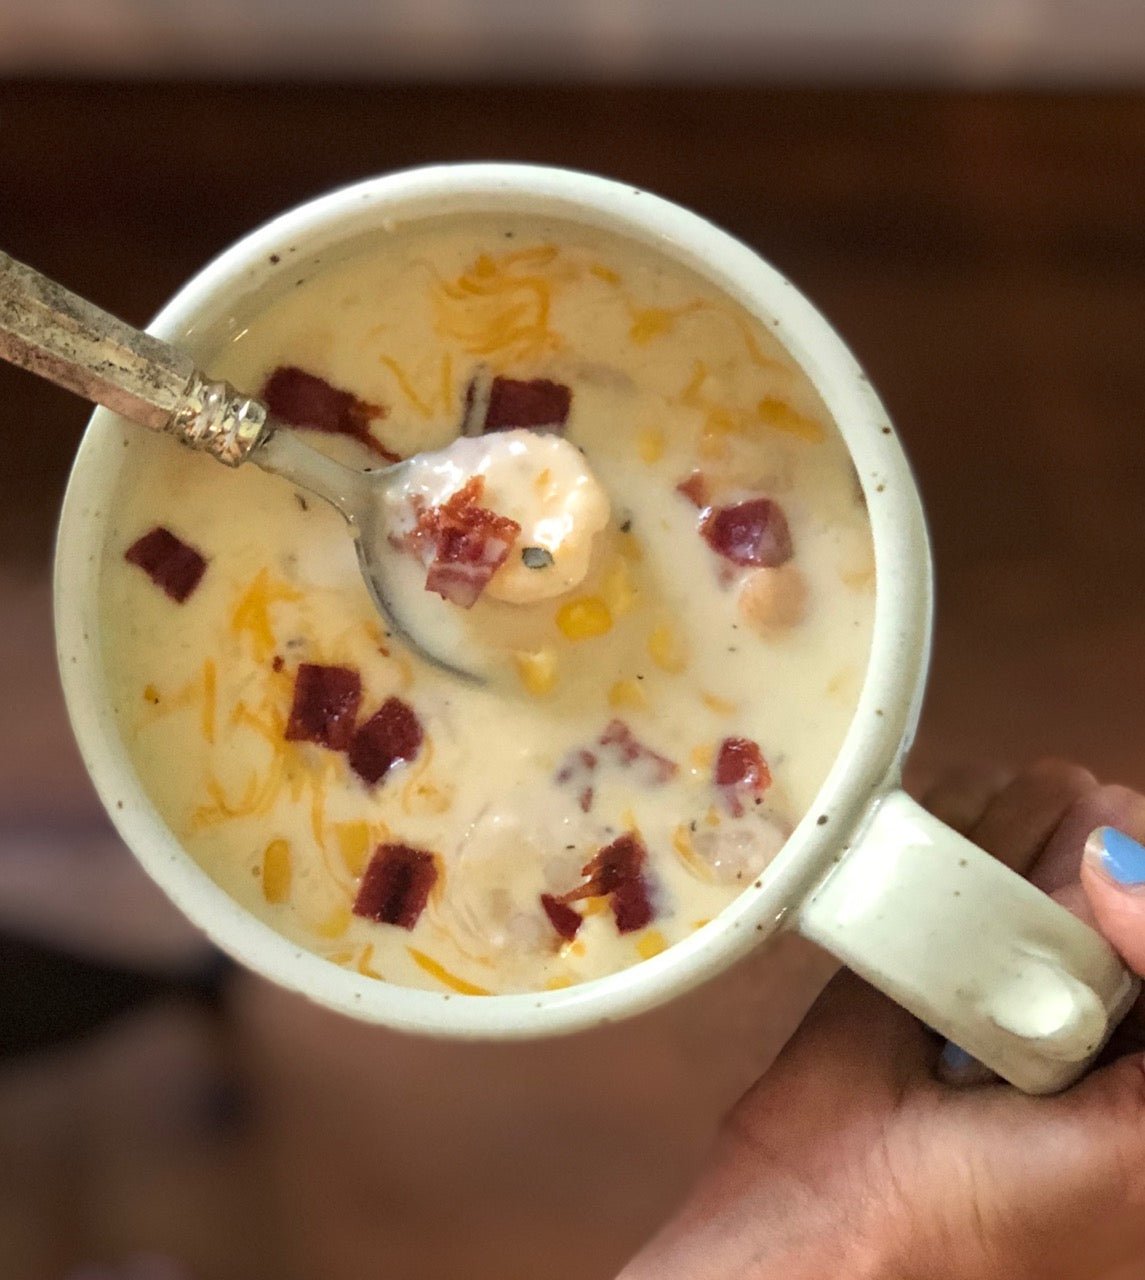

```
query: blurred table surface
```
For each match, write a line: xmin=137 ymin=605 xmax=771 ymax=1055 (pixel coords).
xmin=1 ymin=82 xmax=1145 ymax=1279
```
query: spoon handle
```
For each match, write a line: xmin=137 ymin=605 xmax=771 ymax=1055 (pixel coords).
xmin=0 ymin=249 xmax=268 ymax=466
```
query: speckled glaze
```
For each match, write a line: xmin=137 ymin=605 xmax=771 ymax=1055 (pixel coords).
xmin=53 ymin=165 xmax=1137 ymax=1092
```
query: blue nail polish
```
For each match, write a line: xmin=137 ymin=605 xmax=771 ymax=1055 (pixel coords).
xmin=938 ymin=1040 xmax=994 ymax=1086
xmin=1092 ymin=827 xmax=1145 ymax=886
xmin=940 ymin=1041 xmax=975 ymax=1072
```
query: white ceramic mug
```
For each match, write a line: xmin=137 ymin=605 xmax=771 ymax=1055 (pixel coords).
xmin=54 ymin=163 xmax=1137 ymax=1095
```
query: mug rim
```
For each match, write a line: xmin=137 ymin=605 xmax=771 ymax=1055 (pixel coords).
xmin=54 ymin=162 xmax=932 ymax=1038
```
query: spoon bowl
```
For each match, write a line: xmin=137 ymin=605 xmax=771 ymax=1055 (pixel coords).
xmin=0 ymin=248 xmax=484 ymax=681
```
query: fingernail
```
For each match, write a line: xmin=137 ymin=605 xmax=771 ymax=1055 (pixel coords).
xmin=938 ymin=1040 xmax=995 ymax=1087
xmin=1085 ymin=827 xmax=1145 ymax=887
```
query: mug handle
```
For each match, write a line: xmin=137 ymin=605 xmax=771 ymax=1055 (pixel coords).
xmin=795 ymin=789 xmax=1141 ymax=1094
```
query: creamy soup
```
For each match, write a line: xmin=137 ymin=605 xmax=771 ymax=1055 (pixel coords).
xmin=101 ymin=217 xmax=875 ymax=996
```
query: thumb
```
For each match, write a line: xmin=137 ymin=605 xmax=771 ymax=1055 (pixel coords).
xmin=1081 ymin=827 xmax=1145 ymax=975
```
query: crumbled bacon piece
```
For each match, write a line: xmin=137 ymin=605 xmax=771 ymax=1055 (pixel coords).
xmin=348 ymin=697 xmax=423 ymax=786
xmin=715 ymin=736 xmax=773 ymax=817
xmin=284 ymin=663 xmax=362 ymax=751
xmin=554 ymin=748 xmax=597 ymax=812
xmin=540 ymin=893 xmax=583 ymax=941
xmin=482 ymin=376 xmax=572 ymax=432
xmin=565 ymin=833 xmax=655 ymax=934
xmin=262 ymin=365 xmax=397 ymax=461
xmin=611 ymin=877 xmax=655 ymax=934
xmin=701 ymin=498 xmax=793 ymax=568
xmin=124 ymin=527 xmax=207 ymax=603
xmin=352 ymin=843 xmax=438 ymax=929
xmin=598 ymin=720 xmax=678 ymax=785
xmin=411 ymin=476 xmax=522 ymax=608
xmin=676 ymin=471 xmax=710 ymax=509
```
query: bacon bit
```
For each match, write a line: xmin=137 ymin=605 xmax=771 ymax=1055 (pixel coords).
xmin=482 ymin=376 xmax=572 ymax=432
xmin=555 ymin=748 xmax=597 ymax=812
xmin=348 ymin=697 xmax=424 ymax=786
xmin=564 ymin=833 xmax=654 ymax=934
xmin=410 ymin=476 xmax=522 ymax=607
xmin=555 ymin=723 xmax=675 ymax=812
xmin=284 ymin=663 xmax=362 ymax=751
xmin=407 ymin=947 xmax=491 ymax=996
xmin=715 ymin=736 xmax=773 ymax=817
xmin=676 ymin=471 xmax=710 ymax=509
xmin=262 ymin=365 xmax=397 ymax=460
xmin=272 ymin=655 xmax=285 ymax=673
xmin=612 ymin=878 xmax=655 ymax=933
xmin=541 ymin=893 xmax=583 ymax=941
xmin=701 ymin=499 xmax=793 ymax=568
xmin=599 ymin=720 xmax=677 ymax=785
xmin=124 ymin=527 xmax=207 ymax=603
xmin=353 ymin=843 xmax=438 ymax=929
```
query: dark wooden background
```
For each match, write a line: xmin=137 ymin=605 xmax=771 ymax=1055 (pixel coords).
xmin=1 ymin=83 xmax=1144 ymax=1278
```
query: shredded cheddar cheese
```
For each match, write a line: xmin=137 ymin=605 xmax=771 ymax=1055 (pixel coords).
xmin=589 ymin=263 xmax=621 ymax=285
xmin=433 ymin=244 xmax=563 ymax=364
xmin=701 ymin=691 xmax=737 ymax=715
xmin=230 ymin=569 xmax=303 ymax=663
xmin=407 ymin=947 xmax=491 ymax=996
xmin=201 ymin=659 xmax=217 ymax=745
xmin=628 ymin=302 xmax=702 ymax=345
xmin=261 ymin=839 xmax=292 ymax=904
xmin=756 ymin=397 xmax=825 ymax=444
xmin=334 ymin=820 xmax=374 ymax=877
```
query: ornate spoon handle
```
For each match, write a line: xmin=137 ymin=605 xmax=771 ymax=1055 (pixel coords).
xmin=0 ymin=249 xmax=269 ymax=466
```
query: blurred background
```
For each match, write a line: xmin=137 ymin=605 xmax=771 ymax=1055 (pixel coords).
xmin=2 ymin=3 xmax=1145 ymax=1278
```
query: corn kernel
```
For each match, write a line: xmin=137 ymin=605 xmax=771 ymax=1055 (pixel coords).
xmin=690 ymin=743 xmax=714 ymax=769
xmin=609 ymin=678 xmax=648 ymax=711
xmin=334 ymin=820 xmax=373 ymax=877
xmin=514 ymin=648 xmax=558 ymax=696
xmin=545 ymin=975 xmax=574 ymax=990
xmin=143 ymin=684 xmax=160 ymax=705
xmin=637 ymin=426 xmax=666 ymax=463
xmin=556 ymin=596 xmax=613 ymax=641
xmin=261 ymin=839 xmax=292 ymax=905
xmin=601 ymin=558 xmax=637 ymax=617
xmin=636 ymin=930 xmax=668 ymax=961
xmin=648 ymin=623 xmax=688 ymax=673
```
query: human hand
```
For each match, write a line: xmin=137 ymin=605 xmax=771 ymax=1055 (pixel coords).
xmin=619 ymin=760 xmax=1145 ymax=1280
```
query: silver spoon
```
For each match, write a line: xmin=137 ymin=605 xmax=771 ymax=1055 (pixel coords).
xmin=0 ymin=249 xmax=480 ymax=682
